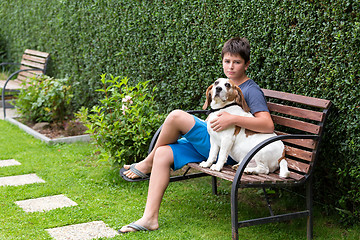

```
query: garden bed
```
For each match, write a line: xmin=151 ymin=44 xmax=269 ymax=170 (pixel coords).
xmin=5 ymin=117 xmax=90 ymax=144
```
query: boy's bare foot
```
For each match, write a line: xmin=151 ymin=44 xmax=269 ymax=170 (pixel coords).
xmin=123 ymin=160 xmax=152 ymax=179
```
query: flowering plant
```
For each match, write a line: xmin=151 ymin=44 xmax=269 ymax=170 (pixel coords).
xmin=77 ymin=74 xmax=165 ymax=165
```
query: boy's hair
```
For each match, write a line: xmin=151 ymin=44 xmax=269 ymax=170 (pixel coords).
xmin=221 ymin=37 xmax=250 ymax=63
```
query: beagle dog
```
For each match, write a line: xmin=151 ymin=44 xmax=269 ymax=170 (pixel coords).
xmin=199 ymin=78 xmax=290 ymax=178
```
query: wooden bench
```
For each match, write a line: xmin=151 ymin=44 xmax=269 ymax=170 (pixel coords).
xmin=148 ymin=89 xmax=332 ymax=240
xmin=0 ymin=49 xmax=50 ymax=118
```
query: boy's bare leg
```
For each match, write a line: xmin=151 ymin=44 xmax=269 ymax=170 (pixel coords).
xmin=119 ymin=145 xmax=173 ymax=232
xmin=123 ymin=110 xmax=195 ymax=179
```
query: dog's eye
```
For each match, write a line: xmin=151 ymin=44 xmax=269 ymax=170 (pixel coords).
xmin=225 ymin=83 xmax=231 ymax=88
xmin=214 ymin=81 xmax=219 ymax=85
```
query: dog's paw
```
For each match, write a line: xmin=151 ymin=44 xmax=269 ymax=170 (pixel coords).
xmin=232 ymin=164 xmax=239 ymax=171
xmin=199 ymin=161 xmax=211 ymax=168
xmin=244 ymin=168 xmax=254 ymax=174
xmin=210 ymin=164 xmax=222 ymax=172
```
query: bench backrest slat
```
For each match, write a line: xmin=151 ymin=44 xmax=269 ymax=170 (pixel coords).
xmin=272 ymin=115 xmax=321 ymax=134
xmin=275 ymin=131 xmax=317 ymax=149
xmin=262 ymin=88 xmax=331 ymax=109
xmin=15 ymin=49 xmax=50 ymax=84
xmin=267 ymin=102 xmax=325 ymax=122
xmin=262 ymin=88 xmax=331 ymax=177
xmin=285 ymin=146 xmax=312 ymax=162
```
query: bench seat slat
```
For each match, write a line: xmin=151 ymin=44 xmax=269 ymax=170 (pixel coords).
xmin=18 ymin=70 xmax=38 ymax=79
xmin=187 ymin=163 xmax=304 ymax=184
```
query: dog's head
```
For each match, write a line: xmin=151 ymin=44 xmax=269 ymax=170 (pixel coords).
xmin=202 ymin=78 xmax=250 ymax=112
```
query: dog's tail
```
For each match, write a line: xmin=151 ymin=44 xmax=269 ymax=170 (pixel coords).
xmin=279 ymin=159 xmax=290 ymax=178
xmin=278 ymin=149 xmax=290 ymax=178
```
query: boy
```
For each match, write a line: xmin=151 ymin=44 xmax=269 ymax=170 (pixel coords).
xmin=119 ymin=37 xmax=273 ymax=233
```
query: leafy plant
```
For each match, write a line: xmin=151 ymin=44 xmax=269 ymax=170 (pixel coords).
xmin=15 ymin=75 xmax=73 ymax=123
xmin=77 ymin=74 xmax=165 ymax=165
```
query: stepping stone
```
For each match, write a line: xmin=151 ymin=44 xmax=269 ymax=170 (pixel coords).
xmin=46 ymin=221 xmax=119 ymax=240
xmin=0 ymin=159 xmax=21 ymax=167
xmin=15 ymin=194 xmax=78 ymax=212
xmin=0 ymin=173 xmax=45 ymax=187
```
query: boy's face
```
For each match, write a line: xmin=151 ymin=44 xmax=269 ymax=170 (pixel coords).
xmin=222 ymin=53 xmax=249 ymax=84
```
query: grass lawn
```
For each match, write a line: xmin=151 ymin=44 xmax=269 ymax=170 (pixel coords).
xmin=0 ymin=119 xmax=359 ymax=239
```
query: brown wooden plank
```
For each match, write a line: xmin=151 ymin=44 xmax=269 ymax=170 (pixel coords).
xmin=275 ymin=131 xmax=317 ymax=149
xmin=19 ymin=65 xmax=44 ymax=74
xmin=22 ymin=54 xmax=47 ymax=64
xmin=286 ymin=158 xmax=310 ymax=174
xmin=21 ymin=59 xmax=44 ymax=69
xmin=25 ymin=49 xmax=50 ymax=58
xmin=272 ymin=115 xmax=321 ymax=134
xmin=273 ymin=170 xmax=304 ymax=182
xmin=267 ymin=102 xmax=325 ymax=122
xmin=0 ymin=79 xmax=24 ymax=90
xmin=244 ymin=173 xmax=283 ymax=184
xmin=18 ymin=70 xmax=37 ymax=79
xmin=262 ymin=88 xmax=331 ymax=109
xmin=285 ymin=146 xmax=313 ymax=162
xmin=16 ymin=75 xmax=30 ymax=81
xmin=188 ymin=163 xmax=299 ymax=184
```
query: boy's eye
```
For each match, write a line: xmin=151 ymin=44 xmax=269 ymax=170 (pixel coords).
xmin=225 ymin=83 xmax=231 ymax=88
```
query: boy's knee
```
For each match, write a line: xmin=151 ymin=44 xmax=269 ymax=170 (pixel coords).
xmin=165 ymin=109 xmax=187 ymax=124
xmin=154 ymin=146 xmax=173 ymax=166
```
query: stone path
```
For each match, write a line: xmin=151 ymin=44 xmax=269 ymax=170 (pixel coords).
xmin=46 ymin=221 xmax=119 ymax=240
xmin=0 ymin=159 xmax=21 ymax=167
xmin=0 ymin=173 xmax=45 ymax=186
xmin=15 ymin=194 xmax=78 ymax=212
xmin=0 ymin=158 xmax=119 ymax=239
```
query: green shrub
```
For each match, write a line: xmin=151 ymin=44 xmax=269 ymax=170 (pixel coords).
xmin=15 ymin=75 xmax=73 ymax=123
xmin=77 ymin=74 xmax=165 ymax=165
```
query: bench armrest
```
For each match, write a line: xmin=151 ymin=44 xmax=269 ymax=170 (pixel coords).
xmin=0 ymin=62 xmax=21 ymax=72
xmin=231 ymin=134 xmax=319 ymax=189
xmin=3 ymin=68 xmax=43 ymax=86
xmin=0 ymin=62 xmax=20 ymax=67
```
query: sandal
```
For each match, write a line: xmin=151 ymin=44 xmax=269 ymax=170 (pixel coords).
xmin=119 ymin=163 xmax=150 ymax=182
xmin=118 ymin=222 xmax=151 ymax=233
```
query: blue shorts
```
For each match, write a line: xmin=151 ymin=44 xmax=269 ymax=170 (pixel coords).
xmin=169 ymin=115 xmax=236 ymax=170
xmin=169 ymin=115 xmax=210 ymax=170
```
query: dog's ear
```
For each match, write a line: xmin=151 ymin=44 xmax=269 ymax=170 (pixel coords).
xmin=235 ymin=85 xmax=250 ymax=112
xmin=202 ymin=84 xmax=213 ymax=110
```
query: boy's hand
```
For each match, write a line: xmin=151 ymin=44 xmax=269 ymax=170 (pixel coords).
xmin=210 ymin=112 xmax=234 ymax=132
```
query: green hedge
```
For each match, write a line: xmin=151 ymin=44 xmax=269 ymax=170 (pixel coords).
xmin=1 ymin=0 xmax=359 ymax=224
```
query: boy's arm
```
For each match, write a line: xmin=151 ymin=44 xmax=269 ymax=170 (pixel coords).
xmin=210 ymin=111 xmax=274 ymax=133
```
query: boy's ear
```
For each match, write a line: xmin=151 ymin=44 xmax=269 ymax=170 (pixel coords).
xmin=202 ymin=85 xmax=213 ymax=110
xmin=235 ymin=85 xmax=250 ymax=112
xmin=245 ymin=60 xmax=250 ymax=71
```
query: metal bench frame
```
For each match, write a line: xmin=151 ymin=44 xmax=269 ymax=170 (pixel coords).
xmin=148 ymin=89 xmax=332 ymax=240
xmin=1 ymin=49 xmax=50 ymax=118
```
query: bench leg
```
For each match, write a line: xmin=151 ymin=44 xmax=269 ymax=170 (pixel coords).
xmin=306 ymin=177 xmax=314 ymax=240
xmin=212 ymin=176 xmax=218 ymax=195
xmin=231 ymin=184 xmax=239 ymax=240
